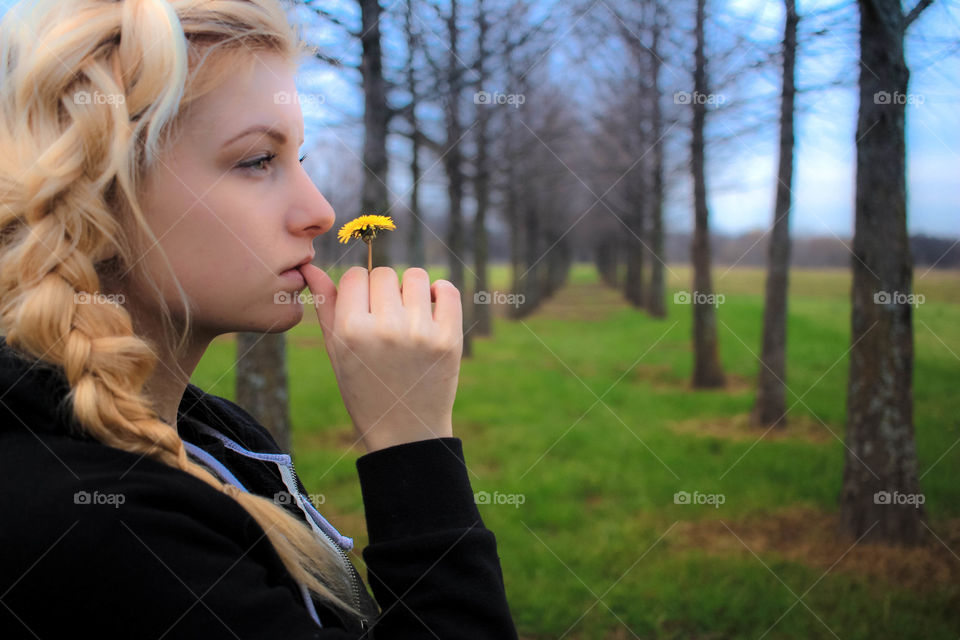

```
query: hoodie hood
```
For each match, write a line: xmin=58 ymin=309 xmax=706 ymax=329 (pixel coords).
xmin=0 ymin=334 xmax=379 ymax=631
xmin=0 ymin=335 xmax=272 ymax=451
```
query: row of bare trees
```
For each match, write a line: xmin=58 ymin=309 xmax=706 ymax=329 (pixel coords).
xmin=581 ymin=0 xmax=935 ymax=545
xmin=234 ymin=0 xmax=940 ymax=548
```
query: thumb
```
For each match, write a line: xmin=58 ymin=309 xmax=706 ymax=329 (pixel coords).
xmin=299 ymin=263 xmax=337 ymax=338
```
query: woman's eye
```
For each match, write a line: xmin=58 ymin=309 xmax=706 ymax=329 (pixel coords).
xmin=238 ymin=153 xmax=307 ymax=173
xmin=239 ymin=154 xmax=277 ymax=172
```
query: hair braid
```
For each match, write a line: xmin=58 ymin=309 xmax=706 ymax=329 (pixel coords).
xmin=0 ymin=0 xmax=360 ymax=621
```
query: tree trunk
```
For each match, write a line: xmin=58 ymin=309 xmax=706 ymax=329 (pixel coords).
xmin=236 ymin=333 xmax=291 ymax=454
xmin=646 ymin=3 xmax=667 ymax=319
xmin=624 ymin=226 xmax=644 ymax=308
xmin=472 ymin=0 xmax=492 ymax=336
xmin=359 ymin=0 xmax=390 ymax=268
xmin=404 ymin=0 xmax=425 ymax=268
xmin=753 ymin=0 xmax=798 ymax=428
xmin=596 ymin=235 xmax=620 ymax=288
xmin=512 ymin=201 xmax=541 ymax=319
xmin=690 ymin=0 xmax=726 ymax=388
xmin=839 ymin=0 xmax=926 ymax=546
xmin=442 ymin=0 xmax=471 ymax=356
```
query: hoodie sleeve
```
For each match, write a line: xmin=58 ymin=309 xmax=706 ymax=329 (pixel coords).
xmin=355 ymin=437 xmax=519 ymax=639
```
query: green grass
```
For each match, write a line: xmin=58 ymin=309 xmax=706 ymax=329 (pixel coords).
xmin=192 ymin=263 xmax=960 ymax=639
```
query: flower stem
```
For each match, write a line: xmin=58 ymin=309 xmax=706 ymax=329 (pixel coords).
xmin=366 ymin=239 xmax=372 ymax=271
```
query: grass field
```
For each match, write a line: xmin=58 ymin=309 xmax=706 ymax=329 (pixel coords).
xmin=191 ymin=263 xmax=960 ymax=639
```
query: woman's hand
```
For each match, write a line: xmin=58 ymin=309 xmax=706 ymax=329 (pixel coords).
xmin=299 ymin=264 xmax=463 ymax=453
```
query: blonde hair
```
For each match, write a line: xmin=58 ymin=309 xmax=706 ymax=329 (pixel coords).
xmin=0 ymin=0 xmax=364 ymax=621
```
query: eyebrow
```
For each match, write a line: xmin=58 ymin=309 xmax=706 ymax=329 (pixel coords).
xmin=221 ymin=124 xmax=305 ymax=149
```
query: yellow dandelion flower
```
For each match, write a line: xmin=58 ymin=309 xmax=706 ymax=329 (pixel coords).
xmin=337 ymin=214 xmax=396 ymax=244
xmin=337 ymin=214 xmax=396 ymax=270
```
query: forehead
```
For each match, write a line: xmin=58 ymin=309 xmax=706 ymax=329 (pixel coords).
xmin=178 ymin=51 xmax=304 ymax=145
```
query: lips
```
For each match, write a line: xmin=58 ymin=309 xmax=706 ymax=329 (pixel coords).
xmin=281 ymin=255 xmax=314 ymax=273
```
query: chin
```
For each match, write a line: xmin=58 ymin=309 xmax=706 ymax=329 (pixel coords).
xmin=269 ymin=299 xmax=305 ymax=332
xmin=237 ymin=295 xmax=305 ymax=334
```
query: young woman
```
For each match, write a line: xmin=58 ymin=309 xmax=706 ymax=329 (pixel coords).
xmin=0 ymin=0 xmax=518 ymax=637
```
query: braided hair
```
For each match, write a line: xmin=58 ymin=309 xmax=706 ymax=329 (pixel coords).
xmin=0 ymin=0 xmax=362 ymax=621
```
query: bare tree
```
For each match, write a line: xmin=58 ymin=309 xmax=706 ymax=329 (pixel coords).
xmin=359 ymin=0 xmax=391 ymax=268
xmin=472 ymin=0 xmax=493 ymax=336
xmin=690 ymin=0 xmax=726 ymax=388
xmin=839 ymin=0 xmax=934 ymax=546
xmin=646 ymin=1 xmax=668 ymax=319
xmin=402 ymin=0 xmax=426 ymax=267
xmin=752 ymin=0 xmax=798 ymax=428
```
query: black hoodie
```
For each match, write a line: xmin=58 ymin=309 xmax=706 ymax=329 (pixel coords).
xmin=0 ymin=337 xmax=519 ymax=638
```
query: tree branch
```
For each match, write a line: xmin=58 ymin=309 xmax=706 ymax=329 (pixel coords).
xmin=904 ymin=0 xmax=934 ymax=29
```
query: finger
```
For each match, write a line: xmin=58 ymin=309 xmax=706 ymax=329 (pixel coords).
xmin=431 ymin=279 xmax=462 ymax=336
xmin=334 ymin=266 xmax=371 ymax=329
xmin=298 ymin=263 xmax=337 ymax=336
xmin=401 ymin=268 xmax=432 ymax=323
xmin=369 ymin=266 xmax=403 ymax=319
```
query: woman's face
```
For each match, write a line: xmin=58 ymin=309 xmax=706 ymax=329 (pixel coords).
xmin=136 ymin=51 xmax=334 ymax=340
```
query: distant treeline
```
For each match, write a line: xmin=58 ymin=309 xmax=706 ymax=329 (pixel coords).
xmin=658 ymin=233 xmax=959 ymax=268
xmin=374 ymin=222 xmax=959 ymax=270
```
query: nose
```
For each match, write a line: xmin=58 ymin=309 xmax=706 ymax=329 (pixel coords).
xmin=290 ymin=166 xmax=335 ymax=238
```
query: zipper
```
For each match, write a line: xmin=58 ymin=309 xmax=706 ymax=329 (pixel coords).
xmin=288 ymin=458 xmax=368 ymax=631
xmin=189 ymin=422 xmax=370 ymax=631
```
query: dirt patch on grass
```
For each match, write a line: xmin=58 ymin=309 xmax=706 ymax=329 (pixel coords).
xmin=668 ymin=413 xmax=836 ymax=444
xmin=633 ymin=365 xmax=754 ymax=395
xmin=527 ymin=281 xmax=633 ymax=322
xmin=669 ymin=506 xmax=960 ymax=592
